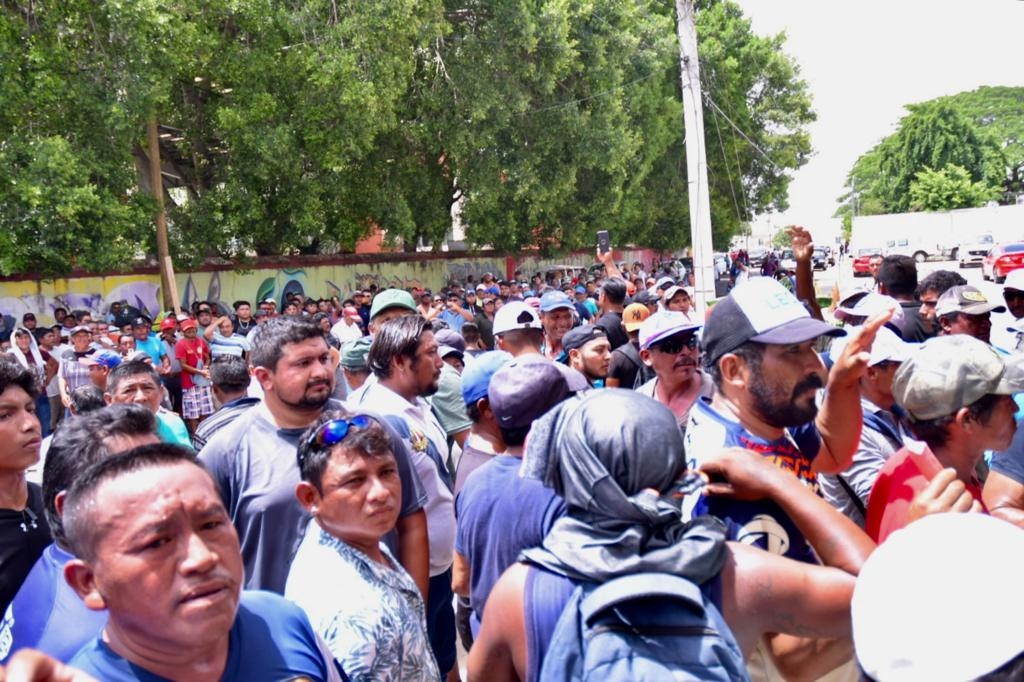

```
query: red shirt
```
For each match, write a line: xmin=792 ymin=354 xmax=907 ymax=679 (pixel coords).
xmin=865 ymin=443 xmax=986 ymax=543
xmin=174 ymin=336 xmax=210 ymax=390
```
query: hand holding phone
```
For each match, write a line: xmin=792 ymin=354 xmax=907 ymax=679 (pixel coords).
xmin=597 ymin=230 xmax=611 ymax=255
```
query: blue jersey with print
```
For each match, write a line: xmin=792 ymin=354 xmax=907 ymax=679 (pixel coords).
xmin=684 ymin=398 xmax=821 ymax=564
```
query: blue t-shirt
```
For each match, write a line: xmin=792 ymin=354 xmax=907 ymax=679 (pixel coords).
xmin=134 ymin=334 xmax=166 ymax=365
xmin=0 ymin=543 xmax=106 ymax=662
xmin=684 ymin=398 xmax=821 ymax=564
xmin=455 ymin=456 xmax=567 ymax=636
xmin=992 ymin=414 xmax=1024 ymax=485
xmin=69 ymin=591 xmax=338 ymax=681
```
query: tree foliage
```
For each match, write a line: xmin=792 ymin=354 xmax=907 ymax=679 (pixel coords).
xmin=0 ymin=0 xmax=813 ymax=276
xmin=837 ymin=87 xmax=1023 ymax=219
xmin=908 ymin=164 xmax=1000 ymax=212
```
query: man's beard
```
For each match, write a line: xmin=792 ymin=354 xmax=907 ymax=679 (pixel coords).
xmin=283 ymin=380 xmax=333 ymax=411
xmin=749 ymin=372 xmax=824 ymax=428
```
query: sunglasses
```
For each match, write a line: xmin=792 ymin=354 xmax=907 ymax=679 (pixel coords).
xmin=299 ymin=415 xmax=374 ymax=467
xmin=1004 ymin=291 xmax=1024 ymax=303
xmin=653 ymin=332 xmax=699 ymax=354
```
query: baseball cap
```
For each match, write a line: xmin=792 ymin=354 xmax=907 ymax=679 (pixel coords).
xmin=853 ymin=513 xmax=1024 ymax=682
xmin=476 ymin=283 xmax=487 ymax=292
xmin=701 ymin=278 xmax=845 ymax=367
xmin=488 ymin=356 xmax=571 ymax=429
xmin=21 ymin=313 xmax=35 ymax=322
xmin=638 ymin=311 xmax=702 ymax=351
xmin=159 ymin=318 xmax=177 ymax=331
xmin=262 ymin=297 xmax=277 ymax=305
xmin=934 ymin=285 xmax=1006 ymax=317
xmin=828 ymin=326 xmax=912 ymax=367
xmin=631 ymin=289 xmax=656 ymax=306
xmin=131 ymin=317 xmax=151 ymax=328
xmin=574 ymin=285 xmax=586 ymax=295
xmin=340 ymin=337 xmax=372 ymax=371
xmin=460 ymin=351 xmax=511 ymax=405
xmin=79 ymin=349 xmax=122 ymax=369
xmin=1003 ymin=268 xmax=1024 ymax=293
xmin=654 ymin=276 xmax=676 ymax=291
xmin=539 ymin=290 xmax=575 ymax=313
xmin=434 ymin=328 xmax=466 ymax=359
xmin=892 ymin=334 xmax=1024 ymax=421
xmin=622 ymin=303 xmax=651 ymax=333
xmin=560 ymin=325 xmax=607 ymax=355
xmin=69 ymin=325 xmax=91 ymax=337
xmin=834 ymin=293 xmax=906 ymax=333
xmin=179 ymin=318 xmax=198 ymax=331
xmin=493 ymin=302 xmax=542 ymax=335
xmin=369 ymin=289 xmax=417 ymax=320
xmin=343 ymin=306 xmax=361 ymax=320
xmin=661 ymin=285 xmax=692 ymax=303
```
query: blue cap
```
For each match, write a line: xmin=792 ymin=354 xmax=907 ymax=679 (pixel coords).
xmin=461 ymin=351 xmax=511 ymax=405
xmin=80 ymin=349 xmax=122 ymax=369
xmin=574 ymin=285 xmax=586 ymax=294
xmin=539 ymin=290 xmax=574 ymax=312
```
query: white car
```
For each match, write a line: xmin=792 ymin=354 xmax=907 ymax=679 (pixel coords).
xmin=955 ymin=234 xmax=994 ymax=268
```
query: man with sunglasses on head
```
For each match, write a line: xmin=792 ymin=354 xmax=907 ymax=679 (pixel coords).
xmin=197 ymin=317 xmax=429 ymax=600
xmin=635 ymin=311 xmax=712 ymax=432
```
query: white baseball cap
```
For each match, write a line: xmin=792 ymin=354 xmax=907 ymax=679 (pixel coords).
xmin=493 ymin=302 xmax=542 ymax=335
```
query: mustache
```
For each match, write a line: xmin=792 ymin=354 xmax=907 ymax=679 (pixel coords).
xmin=793 ymin=373 xmax=825 ymax=395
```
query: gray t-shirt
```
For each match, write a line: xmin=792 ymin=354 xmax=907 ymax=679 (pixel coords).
xmin=200 ymin=399 xmax=427 ymax=593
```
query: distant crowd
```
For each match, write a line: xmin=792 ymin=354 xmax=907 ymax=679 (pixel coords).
xmin=0 ymin=229 xmax=1021 ymax=681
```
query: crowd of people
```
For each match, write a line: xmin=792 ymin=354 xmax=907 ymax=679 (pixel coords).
xmin=0 ymin=229 xmax=1021 ymax=681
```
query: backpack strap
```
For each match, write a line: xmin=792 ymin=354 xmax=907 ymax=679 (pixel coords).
xmin=580 ymin=573 xmax=704 ymax=627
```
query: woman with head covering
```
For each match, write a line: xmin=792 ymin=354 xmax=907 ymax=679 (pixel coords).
xmin=7 ymin=328 xmax=57 ymax=437
xmin=469 ymin=389 xmax=868 ymax=681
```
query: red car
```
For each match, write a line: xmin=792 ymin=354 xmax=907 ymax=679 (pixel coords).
xmin=982 ymin=242 xmax=1024 ymax=283
xmin=852 ymin=248 xmax=882 ymax=277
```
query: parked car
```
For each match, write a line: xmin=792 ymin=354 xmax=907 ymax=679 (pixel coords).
xmin=779 ymin=249 xmax=798 ymax=271
xmin=982 ymin=243 xmax=1024 ymax=283
xmin=852 ymin=247 xmax=882 ymax=277
xmin=811 ymin=246 xmax=833 ymax=271
xmin=747 ymin=247 xmax=769 ymax=269
xmin=955 ymin=234 xmax=994 ymax=268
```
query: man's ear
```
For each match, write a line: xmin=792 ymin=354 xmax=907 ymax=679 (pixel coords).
xmin=252 ymin=366 xmax=274 ymax=392
xmin=64 ymin=560 xmax=106 ymax=611
xmin=54 ymin=490 xmax=67 ymax=518
xmin=717 ymin=353 xmax=747 ymax=391
xmin=103 ymin=392 xmax=113 ymax=405
xmin=295 ymin=482 xmax=320 ymax=514
xmin=639 ymin=348 xmax=654 ymax=368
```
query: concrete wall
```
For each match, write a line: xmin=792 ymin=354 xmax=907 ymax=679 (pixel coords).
xmin=0 ymin=247 xmax=662 ymax=324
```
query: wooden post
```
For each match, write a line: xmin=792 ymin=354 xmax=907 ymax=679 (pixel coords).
xmin=147 ymin=116 xmax=177 ymax=313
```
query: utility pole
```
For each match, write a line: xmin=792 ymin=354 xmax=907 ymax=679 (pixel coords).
xmin=147 ymin=116 xmax=180 ymax=313
xmin=674 ymin=0 xmax=716 ymax=314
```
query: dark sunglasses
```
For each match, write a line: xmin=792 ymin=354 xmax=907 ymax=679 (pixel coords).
xmin=653 ymin=332 xmax=699 ymax=354
xmin=299 ymin=415 xmax=374 ymax=467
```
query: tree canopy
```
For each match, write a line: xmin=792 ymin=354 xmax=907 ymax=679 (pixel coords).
xmin=0 ymin=0 xmax=814 ymax=277
xmin=837 ymin=86 xmax=1023 ymax=218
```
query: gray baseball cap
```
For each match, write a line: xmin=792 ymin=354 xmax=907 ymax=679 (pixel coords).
xmin=892 ymin=334 xmax=1024 ymax=421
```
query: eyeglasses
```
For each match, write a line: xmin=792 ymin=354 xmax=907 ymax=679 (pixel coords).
xmin=653 ymin=332 xmax=699 ymax=354
xmin=299 ymin=415 xmax=374 ymax=468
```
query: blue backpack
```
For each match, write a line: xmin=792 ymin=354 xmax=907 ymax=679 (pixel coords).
xmin=540 ymin=572 xmax=750 ymax=681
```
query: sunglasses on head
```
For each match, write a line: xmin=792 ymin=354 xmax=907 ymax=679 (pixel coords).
xmin=299 ymin=415 xmax=374 ymax=467
xmin=653 ymin=332 xmax=699 ymax=354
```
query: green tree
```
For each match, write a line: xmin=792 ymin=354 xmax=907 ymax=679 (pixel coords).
xmin=837 ymin=88 xmax=1023 ymax=218
xmin=908 ymin=164 xmax=1000 ymax=212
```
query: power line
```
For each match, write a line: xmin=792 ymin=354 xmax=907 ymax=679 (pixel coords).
xmin=703 ymin=94 xmax=783 ymax=172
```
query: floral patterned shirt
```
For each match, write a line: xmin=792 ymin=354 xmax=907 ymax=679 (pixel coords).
xmin=285 ymin=521 xmax=439 ymax=682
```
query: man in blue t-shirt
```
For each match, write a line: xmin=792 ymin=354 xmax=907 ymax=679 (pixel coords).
xmin=61 ymin=443 xmax=340 ymax=681
xmin=454 ymin=357 xmax=571 ymax=639
xmin=984 ymin=419 xmax=1024 ymax=527
xmin=129 ymin=317 xmax=170 ymax=376
xmin=0 ymin=405 xmax=162 ymax=663
xmin=684 ymin=277 xmax=888 ymax=564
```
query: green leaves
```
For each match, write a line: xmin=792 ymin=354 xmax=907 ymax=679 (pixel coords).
xmin=0 ymin=0 xmax=812 ymax=272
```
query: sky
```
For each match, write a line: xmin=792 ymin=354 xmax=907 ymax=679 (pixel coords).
xmin=731 ymin=0 xmax=1024 ymax=240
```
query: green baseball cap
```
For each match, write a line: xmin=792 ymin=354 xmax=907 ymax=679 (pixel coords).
xmin=369 ymin=289 xmax=417 ymax=320
xmin=340 ymin=337 xmax=373 ymax=371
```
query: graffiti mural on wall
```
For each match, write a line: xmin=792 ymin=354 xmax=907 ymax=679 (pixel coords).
xmin=0 ymin=251 xmax=665 ymax=325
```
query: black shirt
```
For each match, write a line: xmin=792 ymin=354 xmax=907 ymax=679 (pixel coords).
xmin=595 ymin=311 xmax=629 ymax=351
xmin=0 ymin=484 xmax=51 ymax=614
